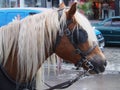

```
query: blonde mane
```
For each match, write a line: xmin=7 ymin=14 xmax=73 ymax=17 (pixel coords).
xmin=75 ymin=11 xmax=97 ymax=45
xmin=0 ymin=8 xmax=97 ymax=90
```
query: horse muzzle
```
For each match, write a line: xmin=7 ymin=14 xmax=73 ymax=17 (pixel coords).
xmin=88 ymin=57 xmax=107 ymax=74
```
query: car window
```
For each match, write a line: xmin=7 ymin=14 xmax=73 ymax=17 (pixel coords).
xmin=29 ymin=12 xmax=37 ymax=15
xmin=103 ymin=20 xmax=112 ymax=26
xmin=111 ymin=18 xmax=120 ymax=27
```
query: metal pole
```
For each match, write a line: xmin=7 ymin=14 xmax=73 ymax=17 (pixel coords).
xmin=20 ymin=0 xmax=25 ymax=7
xmin=74 ymin=0 xmax=77 ymax=2
xmin=59 ymin=0 xmax=63 ymax=4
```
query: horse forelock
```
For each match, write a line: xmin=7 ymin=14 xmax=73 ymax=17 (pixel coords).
xmin=75 ymin=12 xmax=97 ymax=46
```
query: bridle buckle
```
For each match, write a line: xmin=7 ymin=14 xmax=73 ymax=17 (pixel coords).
xmin=64 ymin=28 xmax=71 ymax=36
xmin=84 ymin=60 xmax=94 ymax=70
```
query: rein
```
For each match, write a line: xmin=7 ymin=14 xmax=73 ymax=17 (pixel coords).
xmin=44 ymin=69 xmax=90 ymax=90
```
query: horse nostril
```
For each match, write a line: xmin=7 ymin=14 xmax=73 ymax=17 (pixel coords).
xmin=104 ymin=61 xmax=107 ymax=66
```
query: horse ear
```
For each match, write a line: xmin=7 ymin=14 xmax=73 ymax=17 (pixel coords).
xmin=59 ymin=2 xmax=66 ymax=9
xmin=67 ymin=2 xmax=77 ymax=20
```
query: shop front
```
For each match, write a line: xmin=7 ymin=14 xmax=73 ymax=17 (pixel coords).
xmin=0 ymin=0 xmax=119 ymax=18
xmin=91 ymin=0 xmax=116 ymax=19
xmin=69 ymin=0 xmax=118 ymax=19
xmin=79 ymin=0 xmax=116 ymax=19
xmin=79 ymin=0 xmax=117 ymax=20
xmin=0 ymin=0 xmax=18 ymax=7
xmin=115 ymin=0 xmax=120 ymax=16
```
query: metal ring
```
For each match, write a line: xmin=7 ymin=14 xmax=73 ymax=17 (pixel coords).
xmin=84 ymin=61 xmax=94 ymax=70
xmin=64 ymin=29 xmax=71 ymax=36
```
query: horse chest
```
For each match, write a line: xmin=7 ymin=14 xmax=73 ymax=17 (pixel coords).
xmin=0 ymin=65 xmax=36 ymax=90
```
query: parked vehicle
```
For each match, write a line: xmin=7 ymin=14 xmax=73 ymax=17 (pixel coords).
xmin=93 ymin=16 xmax=120 ymax=45
xmin=0 ymin=8 xmax=104 ymax=49
xmin=0 ymin=8 xmax=50 ymax=27
xmin=94 ymin=28 xmax=104 ymax=51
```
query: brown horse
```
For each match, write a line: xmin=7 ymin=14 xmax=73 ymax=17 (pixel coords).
xmin=0 ymin=3 xmax=107 ymax=90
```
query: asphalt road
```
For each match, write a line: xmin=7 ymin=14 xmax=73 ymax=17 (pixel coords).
xmin=44 ymin=46 xmax=120 ymax=90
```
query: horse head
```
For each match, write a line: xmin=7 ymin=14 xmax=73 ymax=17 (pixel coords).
xmin=55 ymin=2 xmax=107 ymax=74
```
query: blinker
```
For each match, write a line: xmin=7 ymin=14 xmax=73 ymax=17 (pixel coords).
xmin=73 ymin=28 xmax=88 ymax=44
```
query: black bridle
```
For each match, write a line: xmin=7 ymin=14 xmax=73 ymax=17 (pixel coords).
xmin=44 ymin=9 xmax=98 ymax=90
xmin=55 ymin=9 xmax=97 ymax=71
xmin=44 ymin=70 xmax=89 ymax=90
xmin=58 ymin=25 xmax=97 ymax=70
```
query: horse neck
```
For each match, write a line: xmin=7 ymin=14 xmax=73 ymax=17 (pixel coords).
xmin=2 ymin=32 xmax=56 ymax=83
xmin=1 ymin=12 xmax=58 ymax=82
xmin=3 ymin=47 xmax=20 ymax=82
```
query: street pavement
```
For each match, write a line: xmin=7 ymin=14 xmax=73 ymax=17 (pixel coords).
xmin=44 ymin=46 xmax=120 ymax=90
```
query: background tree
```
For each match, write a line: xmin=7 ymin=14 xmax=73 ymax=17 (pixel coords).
xmin=77 ymin=1 xmax=93 ymax=19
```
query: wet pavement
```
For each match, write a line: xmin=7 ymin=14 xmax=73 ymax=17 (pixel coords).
xmin=44 ymin=46 xmax=120 ymax=90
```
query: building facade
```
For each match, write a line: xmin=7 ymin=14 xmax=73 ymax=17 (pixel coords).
xmin=0 ymin=0 xmax=120 ymax=19
xmin=0 ymin=0 xmax=61 ymax=8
